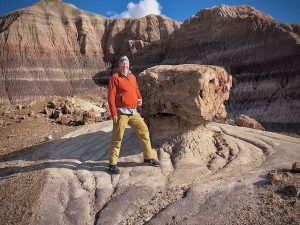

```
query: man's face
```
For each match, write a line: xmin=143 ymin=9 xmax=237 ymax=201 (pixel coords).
xmin=119 ymin=60 xmax=129 ymax=74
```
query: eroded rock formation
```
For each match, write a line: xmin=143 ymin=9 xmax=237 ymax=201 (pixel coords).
xmin=160 ymin=5 xmax=300 ymax=128
xmin=138 ymin=64 xmax=232 ymax=143
xmin=0 ymin=0 xmax=180 ymax=105
xmin=1 ymin=2 xmax=299 ymax=130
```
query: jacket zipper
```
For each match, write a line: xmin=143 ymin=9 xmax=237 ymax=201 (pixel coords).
xmin=126 ymin=74 xmax=135 ymax=107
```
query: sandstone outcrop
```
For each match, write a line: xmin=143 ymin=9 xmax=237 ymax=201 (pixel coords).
xmin=138 ymin=64 xmax=232 ymax=143
xmin=0 ymin=0 xmax=180 ymax=105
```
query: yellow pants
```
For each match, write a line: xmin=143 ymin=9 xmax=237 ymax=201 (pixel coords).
xmin=109 ymin=113 xmax=154 ymax=165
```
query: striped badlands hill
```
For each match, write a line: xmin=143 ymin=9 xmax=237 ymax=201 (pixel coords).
xmin=1 ymin=1 xmax=299 ymax=130
xmin=0 ymin=0 xmax=180 ymax=105
xmin=159 ymin=5 xmax=300 ymax=129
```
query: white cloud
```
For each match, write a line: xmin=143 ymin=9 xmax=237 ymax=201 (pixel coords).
xmin=111 ymin=0 xmax=162 ymax=19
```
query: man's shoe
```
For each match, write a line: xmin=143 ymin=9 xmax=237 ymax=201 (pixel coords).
xmin=107 ymin=164 xmax=121 ymax=174
xmin=144 ymin=159 xmax=160 ymax=167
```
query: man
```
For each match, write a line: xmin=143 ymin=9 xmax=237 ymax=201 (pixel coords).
xmin=107 ymin=56 xmax=160 ymax=174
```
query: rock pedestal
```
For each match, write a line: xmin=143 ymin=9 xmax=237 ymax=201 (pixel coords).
xmin=138 ymin=64 xmax=232 ymax=143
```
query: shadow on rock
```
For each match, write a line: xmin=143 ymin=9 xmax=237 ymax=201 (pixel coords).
xmin=0 ymin=127 xmax=142 ymax=178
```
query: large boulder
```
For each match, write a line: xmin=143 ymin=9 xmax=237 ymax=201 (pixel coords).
xmin=138 ymin=64 xmax=232 ymax=143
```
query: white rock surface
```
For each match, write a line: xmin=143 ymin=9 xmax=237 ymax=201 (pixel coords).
xmin=1 ymin=120 xmax=299 ymax=225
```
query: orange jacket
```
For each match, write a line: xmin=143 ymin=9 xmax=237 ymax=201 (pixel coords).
xmin=108 ymin=72 xmax=142 ymax=116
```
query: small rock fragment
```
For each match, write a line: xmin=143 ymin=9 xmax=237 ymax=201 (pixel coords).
xmin=52 ymin=110 xmax=62 ymax=119
xmin=28 ymin=111 xmax=35 ymax=117
xmin=292 ymin=162 xmax=300 ymax=173
xmin=17 ymin=104 xmax=24 ymax=110
xmin=58 ymin=114 xmax=71 ymax=125
xmin=270 ymin=171 xmax=284 ymax=182
xmin=47 ymin=99 xmax=59 ymax=108
xmin=20 ymin=115 xmax=28 ymax=120
xmin=43 ymin=107 xmax=52 ymax=116
xmin=284 ymin=185 xmax=299 ymax=197
xmin=45 ymin=135 xmax=53 ymax=141
xmin=233 ymin=114 xmax=265 ymax=131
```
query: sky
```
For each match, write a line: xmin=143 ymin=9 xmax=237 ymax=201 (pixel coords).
xmin=0 ymin=0 xmax=299 ymax=23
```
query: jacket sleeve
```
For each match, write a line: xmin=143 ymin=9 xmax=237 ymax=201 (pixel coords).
xmin=135 ymin=77 xmax=142 ymax=99
xmin=108 ymin=76 xmax=117 ymax=117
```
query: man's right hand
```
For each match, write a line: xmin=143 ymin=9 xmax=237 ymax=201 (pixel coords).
xmin=113 ymin=115 xmax=118 ymax=123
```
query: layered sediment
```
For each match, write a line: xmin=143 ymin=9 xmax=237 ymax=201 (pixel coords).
xmin=0 ymin=0 xmax=180 ymax=105
xmin=161 ymin=5 xmax=300 ymax=127
xmin=1 ymin=1 xmax=299 ymax=129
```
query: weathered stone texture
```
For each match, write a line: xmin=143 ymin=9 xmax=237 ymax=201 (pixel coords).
xmin=138 ymin=64 xmax=232 ymax=143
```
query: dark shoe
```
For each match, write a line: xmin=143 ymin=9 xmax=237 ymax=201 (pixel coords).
xmin=144 ymin=159 xmax=160 ymax=167
xmin=107 ymin=164 xmax=121 ymax=174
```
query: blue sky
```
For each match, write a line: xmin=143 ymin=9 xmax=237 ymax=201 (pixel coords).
xmin=0 ymin=0 xmax=299 ymax=23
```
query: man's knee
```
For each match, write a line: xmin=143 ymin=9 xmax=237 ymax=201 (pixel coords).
xmin=135 ymin=123 xmax=148 ymax=133
xmin=136 ymin=128 xmax=150 ymax=140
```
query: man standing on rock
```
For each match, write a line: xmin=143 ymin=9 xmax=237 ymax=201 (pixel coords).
xmin=107 ymin=56 xmax=160 ymax=174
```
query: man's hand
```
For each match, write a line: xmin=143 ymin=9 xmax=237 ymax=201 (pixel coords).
xmin=113 ymin=115 xmax=118 ymax=123
xmin=137 ymin=98 xmax=142 ymax=107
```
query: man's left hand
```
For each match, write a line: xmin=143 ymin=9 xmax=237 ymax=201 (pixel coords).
xmin=137 ymin=99 xmax=142 ymax=107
